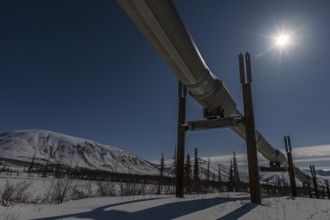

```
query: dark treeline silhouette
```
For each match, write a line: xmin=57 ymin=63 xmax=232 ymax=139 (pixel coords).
xmin=0 ymin=157 xmax=173 ymax=186
xmin=1 ymin=156 xmax=327 ymax=198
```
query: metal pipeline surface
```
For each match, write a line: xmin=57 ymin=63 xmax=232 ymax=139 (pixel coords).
xmin=117 ymin=0 xmax=311 ymax=184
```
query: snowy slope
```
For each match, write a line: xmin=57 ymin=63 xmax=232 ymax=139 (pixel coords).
xmin=259 ymin=169 xmax=330 ymax=187
xmin=0 ymin=129 xmax=324 ymax=184
xmin=315 ymin=169 xmax=330 ymax=177
xmin=0 ymin=130 xmax=159 ymax=175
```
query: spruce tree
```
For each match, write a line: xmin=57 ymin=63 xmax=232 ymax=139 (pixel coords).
xmin=232 ymin=151 xmax=240 ymax=191
xmin=206 ymin=155 xmax=210 ymax=192
xmin=173 ymin=145 xmax=177 ymax=175
xmin=193 ymin=148 xmax=199 ymax=181
xmin=184 ymin=154 xmax=192 ymax=193
xmin=227 ymin=158 xmax=234 ymax=192
xmin=193 ymin=148 xmax=200 ymax=193
xmin=160 ymin=153 xmax=165 ymax=177
xmin=158 ymin=153 xmax=165 ymax=194
xmin=206 ymin=155 xmax=210 ymax=182
xmin=232 ymin=151 xmax=240 ymax=182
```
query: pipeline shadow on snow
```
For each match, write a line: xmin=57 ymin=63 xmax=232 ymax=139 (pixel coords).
xmin=217 ymin=203 xmax=258 ymax=220
xmin=31 ymin=195 xmax=254 ymax=220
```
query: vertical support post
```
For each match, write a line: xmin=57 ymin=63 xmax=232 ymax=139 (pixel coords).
xmin=239 ymin=52 xmax=261 ymax=204
xmin=310 ymin=165 xmax=319 ymax=199
xmin=303 ymin=183 xmax=307 ymax=197
xmin=325 ymin=180 xmax=330 ymax=200
xmin=176 ymin=81 xmax=186 ymax=198
xmin=313 ymin=165 xmax=319 ymax=199
xmin=284 ymin=136 xmax=297 ymax=197
xmin=308 ymin=183 xmax=313 ymax=198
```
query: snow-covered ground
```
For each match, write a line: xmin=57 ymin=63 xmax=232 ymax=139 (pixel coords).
xmin=1 ymin=193 xmax=330 ymax=220
xmin=1 ymin=176 xmax=330 ymax=220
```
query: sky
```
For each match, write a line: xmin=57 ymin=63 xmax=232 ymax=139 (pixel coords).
xmin=1 ymin=0 xmax=330 ymax=170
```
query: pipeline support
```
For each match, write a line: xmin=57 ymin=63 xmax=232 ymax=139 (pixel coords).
xmin=284 ymin=136 xmax=297 ymax=197
xmin=310 ymin=165 xmax=319 ymax=199
xmin=176 ymin=81 xmax=186 ymax=198
xmin=239 ymin=53 xmax=261 ymax=204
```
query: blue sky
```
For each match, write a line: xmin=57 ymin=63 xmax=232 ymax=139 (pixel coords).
xmin=1 ymin=0 xmax=330 ymax=170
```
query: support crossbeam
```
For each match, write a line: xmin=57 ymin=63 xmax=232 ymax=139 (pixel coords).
xmin=185 ymin=116 xmax=242 ymax=131
xmin=259 ymin=166 xmax=287 ymax=172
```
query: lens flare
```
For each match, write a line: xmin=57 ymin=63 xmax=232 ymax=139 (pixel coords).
xmin=276 ymin=34 xmax=290 ymax=47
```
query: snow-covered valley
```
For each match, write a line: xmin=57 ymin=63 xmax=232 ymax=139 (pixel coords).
xmin=1 ymin=184 xmax=330 ymax=220
xmin=1 ymin=129 xmax=330 ymax=219
xmin=1 ymin=129 xmax=327 ymax=186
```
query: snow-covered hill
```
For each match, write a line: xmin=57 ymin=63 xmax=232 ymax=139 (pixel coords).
xmin=0 ymin=129 xmax=325 ymax=185
xmin=259 ymin=169 xmax=330 ymax=187
xmin=315 ymin=169 xmax=330 ymax=177
xmin=0 ymin=130 xmax=159 ymax=175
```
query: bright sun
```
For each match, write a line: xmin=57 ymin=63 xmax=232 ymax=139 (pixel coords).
xmin=276 ymin=34 xmax=290 ymax=47
xmin=256 ymin=26 xmax=298 ymax=59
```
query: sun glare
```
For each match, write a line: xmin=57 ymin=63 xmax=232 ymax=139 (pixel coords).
xmin=256 ymin=22 xmax=302 ymax=60
xmin=276 ymin=34 xmax=290 ymax=47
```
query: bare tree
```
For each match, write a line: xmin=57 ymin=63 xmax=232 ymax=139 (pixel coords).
xmin=97 ymin=181 xmax=116 ymax=197
xmin=0 ymin=179 xmax=31 ymax=206
xmin=45 ymin=178 xmax=75 ymax=204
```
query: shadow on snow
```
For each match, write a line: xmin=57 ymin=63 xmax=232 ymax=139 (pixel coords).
xmin=31 ymin=195 xmax=260 ymax=220
xmin=217 ymin=203 xmax=258 ymax=220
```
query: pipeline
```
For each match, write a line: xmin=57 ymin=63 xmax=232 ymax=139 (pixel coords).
xmin=117 ymin=0 xmax=312 ymax=184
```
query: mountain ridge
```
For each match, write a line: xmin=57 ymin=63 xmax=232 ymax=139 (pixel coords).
xmin=0 ymin=129 xmax=159 ymax=175
xmin=1 ymin=129 xmax=329 ymax=186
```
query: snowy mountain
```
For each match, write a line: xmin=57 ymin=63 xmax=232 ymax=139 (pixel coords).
xmin=195 ymin=158 xmax=250 ymax=182
xmin=0 ymin=130 xmax=159 ymax=175
xmin=0 ymin=129 xmax=323 ymax=185
xmin=314 ymin=169 xmax=330 ymax=177
xmin=259 ymin=172 xmax=291 ymax=186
